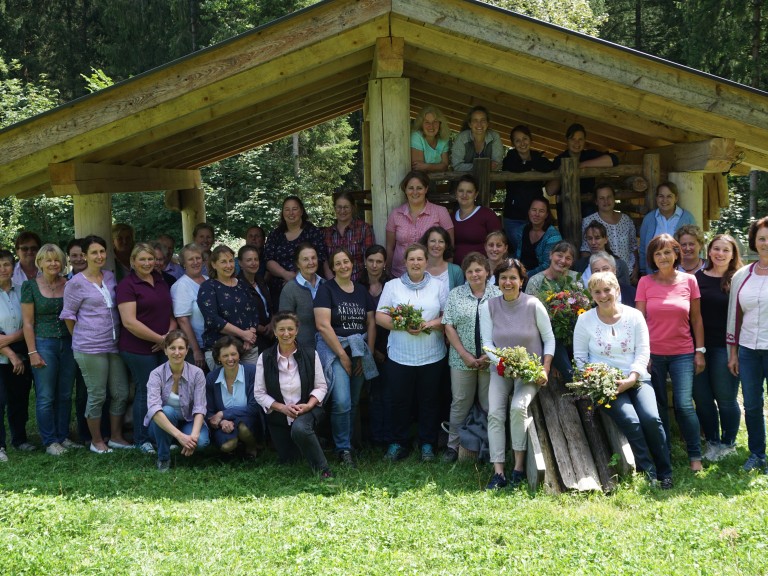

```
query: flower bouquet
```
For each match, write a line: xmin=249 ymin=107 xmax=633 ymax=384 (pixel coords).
xmin=566 ymin=362 xmax=625 ymax=410
xmin=379 ymin=303 xmax=432 ymax=334
xmin=537 ymin=276 xmax=591 ymax=346
xmin=483 ymin=345 xmax=547 ymax=385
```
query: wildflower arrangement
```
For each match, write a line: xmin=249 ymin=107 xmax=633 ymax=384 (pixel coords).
xmin=566 ymin=362 xmax=626 ymax=409
xmin=537 ymin=276 xmax=591 ymax=346
xmin=483 ymin=345 xmax=547 ymax=385
xmin=379 ymin=303 xmax=432 ymax=334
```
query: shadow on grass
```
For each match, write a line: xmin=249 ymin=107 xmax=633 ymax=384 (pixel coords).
xmin=0 ymin=440 xmax=762 ymax=503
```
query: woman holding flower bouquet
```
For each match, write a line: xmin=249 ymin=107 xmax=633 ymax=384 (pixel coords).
xmin=573 ymin=271 xmax=673 ymax=488
xmin=376 ymin=243 xmax=447 ymax=463
xmin=480 ymin=258 xmax=554 ymax=489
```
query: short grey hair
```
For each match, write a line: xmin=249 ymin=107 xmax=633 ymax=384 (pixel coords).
xmin=589 ymin=251 xmax=616 ymax=272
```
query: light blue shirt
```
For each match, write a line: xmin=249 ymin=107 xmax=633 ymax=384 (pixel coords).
xmin=653 ymin=205 xmax=684 ymax=237
xmin=216 ymin=364 xmax=247 ymax=409
xmin=295 ymin=273 xmax=323 ymax=300
xmin=0 ymin=283 xmax=22 ymax=365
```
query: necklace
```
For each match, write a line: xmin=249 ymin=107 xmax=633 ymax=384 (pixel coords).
xmin=756 ymin=261 xmax=768 ymax=271
xmin=681 ymin=259 xmax=702 ymax=273
xmin=43 ymin=276 xmax=61 ymax=294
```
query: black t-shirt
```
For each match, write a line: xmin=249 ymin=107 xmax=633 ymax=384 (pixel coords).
xmin=520 ymin=224 xmax=542 ymax=273
xmin=502 ymin=149 xmax=553 ymax=221
xmin=314 ymin=279 xmax=373 ymax=337
xmin=695 ymin=270 xmax=729 ymax=348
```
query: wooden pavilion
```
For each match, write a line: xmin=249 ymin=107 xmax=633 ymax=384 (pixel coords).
xmin=2 ymin=0 xmax=767 ymax=492
xmin=1 ymin=0 xmax=766 ymax=250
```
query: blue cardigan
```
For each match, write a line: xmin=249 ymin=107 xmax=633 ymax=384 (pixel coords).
xmin=638 ymin=208 xmax=696 ymax=274
xmin=205 ymin=362 xmax=260 ymax=420
xmin=512 ymin=224 xmax=563 ymax=276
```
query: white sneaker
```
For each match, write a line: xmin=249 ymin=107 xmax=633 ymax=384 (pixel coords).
xmin=61 ymin=439 xmax=84 ymax=449
xmin=702 ymin=441 xmax=722 ymax=462
xmin=718 ymin=443 xmax=737 ymax=459
xmin=46 ymin=442 xmax=67 ymax=456
xmin=0 ymin=447 xmax=7 ymax=462
xmin=139 ymin=442 xmax=157 ymax=455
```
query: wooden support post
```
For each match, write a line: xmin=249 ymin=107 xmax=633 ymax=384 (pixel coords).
xmin=559 ymin=158 xmax=582 ymax=248
xmin=367 ymin=77 xmax=410 ymax=243
xmin=669 ymin=172 xmax=704 ymax=226
xmin=526 ymin=408 xmax=546 ymax=491
xmin=73 ymin=193 xmax=115 ymax=271
xmin=179 ymin=184 xmax=206 ymax=245
xmin=362 ymin=116 xmax=373 ymax=225
xmin=473 ymin=158 xmax=492 ymax=208
xmin=599 ymin=411 xmax=635 ymax=476
xmin=643 ymin=154 xmax=661 ymax=213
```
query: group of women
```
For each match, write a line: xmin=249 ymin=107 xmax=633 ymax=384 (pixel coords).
xmin=0 ymin=103 xmax=765 ymax=490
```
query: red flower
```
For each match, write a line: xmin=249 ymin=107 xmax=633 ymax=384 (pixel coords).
xmin=497 ymin=359 xmax=505 ymax=376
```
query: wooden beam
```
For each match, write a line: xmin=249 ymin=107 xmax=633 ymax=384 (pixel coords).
xmin=404 ymin=45 xmax=697 ymax=147
xmin=643 ymin=154 xmax=661 ymax=212
xmin=669 ymin=172 xmax=704 ymax=227
xmin=560 ymin=158 xmax=582 ymax=248
xmin=48 ymin=163 xmax=201 ymax=196
xmin=371 ymin=37 xmax=404 ymax=79
xmin=617 ymin=138 xmax=737 ymax=173
xmin=95 ymin=55 xmax=373 ymax=167
xmin=73 ymin=193 xmax=115 ymax=270
xmin=179 ymin=183 xmax=205 ymax=245
xmin=393 ymin=0 xmax=768 ymax=145
xmin=0 ymin=17 xmax=387 ymax=193
xmin=367 ymin=77 xmax=411 ymax=243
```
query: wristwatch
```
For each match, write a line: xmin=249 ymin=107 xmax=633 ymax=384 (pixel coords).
xmin=695 ymin=347 xmax=707 ymax=354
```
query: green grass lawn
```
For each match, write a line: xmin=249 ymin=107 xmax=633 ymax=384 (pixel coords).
xmin=1 ymin=436 xmax=767 ymax=576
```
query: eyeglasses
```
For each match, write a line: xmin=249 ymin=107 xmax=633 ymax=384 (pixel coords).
xmin=18 ymin=245 xmax=39 ymax=252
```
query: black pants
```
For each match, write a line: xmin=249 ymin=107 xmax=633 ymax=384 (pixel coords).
xmin=268 ymin=407 xmax=328 ymax=471
xmin=387 ymin=358 xmax=442 ymax=449
xmin=0 ymin=362 xmax=33 ymax=448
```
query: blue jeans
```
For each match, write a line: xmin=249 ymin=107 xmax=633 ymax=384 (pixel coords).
xmin=650 ymin=352 xmax=701 ymax=460
xmin=148 ymin=405 xmax=210 ymax=461
xmin=32 ymin=337 xmax=76 ymax=446
xmin=504 ymin=219 xmax=526 ymax=254
xmin=329 ymin=357 xmax=365 ymax=452
xmin=120 ymin=351 xmax=164 ymax=447
xmin=738 ymin=346 xmax=768 ymax=459
xmin=692 ymin=346 xmax=741 ymax=446
xmin=603 ymin=382 xmax=672 ymax=480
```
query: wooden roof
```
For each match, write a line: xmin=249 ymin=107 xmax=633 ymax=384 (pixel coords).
xmin=1 ymin=0 xmax=767 ymax=199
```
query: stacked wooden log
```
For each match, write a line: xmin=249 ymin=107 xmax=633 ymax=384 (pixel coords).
xmin=526 ymin=372 xmax=635 ymax=494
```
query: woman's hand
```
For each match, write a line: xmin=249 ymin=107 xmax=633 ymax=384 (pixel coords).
xmin=374 ymin=350 xmax=386 ymax=365
xmin=177 ymin=432 xmax=198 ymax=456
xmin=460 ymin=351 xmax=476 ymax=369
xmin=209 ymin=412 xmax=224 ymax=429
xmin=694 ymin=352 xmax=706 ymax=375
xmin=29 ymin=351 xmax=46 ymax=369
xmin=616 ymin=377 xmax=638 ymax=395
xmin=476 ymin=354 xmax=490 ymax=370
xmin=9 ymin=353 xmax=25 ymax=375
xmin=340 ymin=354 xmax=352 ymax=376
xmin=193 ymin=349 xmax=205 ymax=368
xmin=293 ymin=402 xmax=314 ymax=416
xmin=728 ymin=350 xmax=739 ymax=377
xmin=220 ymin=419 xmax=235 ymax=434
xmin=280 ymin=403 xmax=300 ymax=419
xmin=536 ymin=366 xmax=549 ymax=386
xmin=411 ymin=160 xmax=431 ymax=172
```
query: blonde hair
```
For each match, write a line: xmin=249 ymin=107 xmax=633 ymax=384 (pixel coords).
xmin=35 ymin=243 xmax=66 ymax=271
xmin=588 ymin=270 xmax=619 ymax=293
xmin=412 ymin=105 xmax=450 ymax=141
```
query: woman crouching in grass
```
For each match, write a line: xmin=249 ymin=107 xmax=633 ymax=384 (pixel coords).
xmin=145 ymin=330 xmax=210 ymax=472
xmin=205 ymin=335 xmax=263 ymax=458
xmin=254 ymin=311 xmax=333 ymax=479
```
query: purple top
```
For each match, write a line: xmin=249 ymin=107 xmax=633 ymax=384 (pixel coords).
xmin=143 ymin=361 xmax=207 ymax=427
xmin=116 ymin=270 xmax=174 ymax=355
xmin=60 ymin=271 xmax=121 ymax=354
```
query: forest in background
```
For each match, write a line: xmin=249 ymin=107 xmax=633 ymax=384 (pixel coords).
xmin=0 ymin=0 xmax=765 ymax=247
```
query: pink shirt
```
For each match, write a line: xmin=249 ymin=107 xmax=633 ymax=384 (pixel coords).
xmin=386 ymin=201 xmax=453 ymax=278
xmin=636 ymin=273 xmax=700 ymax=355
xmin=253 ymin=347 xmax=327 ymax=424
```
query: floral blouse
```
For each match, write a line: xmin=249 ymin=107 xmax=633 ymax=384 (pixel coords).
xmin=197 ymin=278 xmax=260 ymax=349
xmin=441 ymin=282 xmax=501 ymax=370
xmin=21 ymin=280 xmax=68 ymax=339
xmin=264 ymin=224 xmax=327 ymax=276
